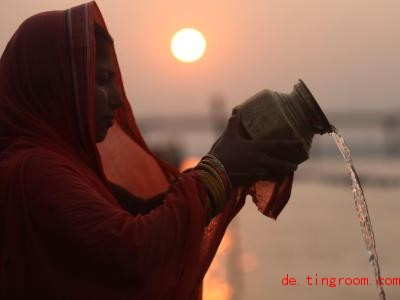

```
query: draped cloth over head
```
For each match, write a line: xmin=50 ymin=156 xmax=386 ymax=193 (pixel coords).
xmin=0 ymin=2 xmax=292 ymax=299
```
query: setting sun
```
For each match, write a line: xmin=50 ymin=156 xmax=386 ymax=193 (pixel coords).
xmin=170 ymin=28 xmax=206 ymax=63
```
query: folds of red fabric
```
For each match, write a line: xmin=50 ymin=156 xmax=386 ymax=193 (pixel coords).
xmin=0 ymin=145 xmax=209 ymax=299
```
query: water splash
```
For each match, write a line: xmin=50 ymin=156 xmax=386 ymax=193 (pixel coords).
xmin=330 ymin=126 xmax=385 ymax=300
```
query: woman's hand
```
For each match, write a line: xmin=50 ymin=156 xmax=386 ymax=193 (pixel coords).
xmin=210 ymin=114 xmax=304 ymax=187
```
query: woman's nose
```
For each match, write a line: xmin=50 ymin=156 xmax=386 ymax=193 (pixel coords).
xmin=109 ymin=85 xmax=122 ymax=109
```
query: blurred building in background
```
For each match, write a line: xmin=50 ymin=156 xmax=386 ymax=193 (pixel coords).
xmin=139 ymin=98 xmax=400 ymax=165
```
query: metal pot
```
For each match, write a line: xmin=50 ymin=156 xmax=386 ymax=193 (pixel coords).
xmin=233 ymin=79 xmax=332 ymax=162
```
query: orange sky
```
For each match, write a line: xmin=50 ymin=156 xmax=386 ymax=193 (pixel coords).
xmin=1 ymin=0 xmax=399 ymax=116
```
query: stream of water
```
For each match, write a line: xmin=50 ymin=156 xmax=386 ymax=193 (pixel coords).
xmin=330 ymin=127 xmax=386 ymax=300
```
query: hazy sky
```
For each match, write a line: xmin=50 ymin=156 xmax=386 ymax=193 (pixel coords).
xmin=1 ymin=0 xmax=399 ymax=117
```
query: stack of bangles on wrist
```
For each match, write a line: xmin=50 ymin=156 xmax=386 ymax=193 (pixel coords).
xmin=193 ymin=154 xmax=233 ymax=219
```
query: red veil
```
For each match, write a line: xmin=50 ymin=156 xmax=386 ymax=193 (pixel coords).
xmin=0 ymin=2 xmax=292 ymax=299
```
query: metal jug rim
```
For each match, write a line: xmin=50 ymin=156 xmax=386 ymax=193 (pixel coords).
xmin=295 ymin=79 xmax=332 ymax=134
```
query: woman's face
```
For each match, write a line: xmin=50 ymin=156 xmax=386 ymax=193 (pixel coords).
xmin=94 ymin=42 xmax=122 ymax=143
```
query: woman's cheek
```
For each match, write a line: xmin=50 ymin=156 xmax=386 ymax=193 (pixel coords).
xmin=96 ymin=86 xmax=108 ymax=99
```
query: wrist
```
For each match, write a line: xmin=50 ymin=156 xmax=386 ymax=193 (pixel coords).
xmin=194 ymin=154 xmax=232 ymax=220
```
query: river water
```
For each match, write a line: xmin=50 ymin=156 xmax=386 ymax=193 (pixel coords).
xmin=213 ymin=154 xmax=400 ymax=300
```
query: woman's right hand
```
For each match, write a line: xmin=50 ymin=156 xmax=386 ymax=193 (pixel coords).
xmin=209 ymin=114 xmax=304 ymax=188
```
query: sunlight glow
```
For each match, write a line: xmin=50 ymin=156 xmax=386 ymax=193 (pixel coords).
xmin=179 ymin=156 xmax=200 ymax=172
xmin=170 ymin=28 xmax=206 ymax=63
xmin=204 ymin=228 xmax=233 ymax=300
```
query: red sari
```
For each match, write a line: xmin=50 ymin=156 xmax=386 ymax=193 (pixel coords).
xmin=0 ymin=2 xmax=292 ymax=299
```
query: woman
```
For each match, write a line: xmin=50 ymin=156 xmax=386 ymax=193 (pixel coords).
xmin=0 ymin=2 xmax=301 ymax=299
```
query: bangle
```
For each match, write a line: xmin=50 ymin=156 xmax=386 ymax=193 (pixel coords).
xmin=201 ymin=154 xmax=232 ymax=198
xmin=204 ymin=154 xmax=228 ymax=174
xmin=197 ymin=162 xmax=226 ymax=197
xmin=195 ymin=170 xmax=220 ymax=217
xmin=194 ymin=154 xmax=232 ymax=218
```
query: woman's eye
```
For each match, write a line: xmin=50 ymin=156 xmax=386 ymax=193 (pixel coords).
xmin=96 ymin=76 xmax=109 ymax=85
xmin=96 ymin=71 xmax=113 ymax=85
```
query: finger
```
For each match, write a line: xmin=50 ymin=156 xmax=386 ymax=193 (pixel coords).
xmin=210 ymin=137 xmax=222 ymax=152
xmin=253 ymin=139 xmax=303 ymax=152
xmin=258 ymin=155 xmax=298 ymax=173
xmin=231 ymin=171 xmax=284 ymax=186
xmin=252 ymin=140 xmax=305 ymax=164
xmin=225 ymin=114 xmax=241 ymax=137
xmin=229 ymin=172 xmax=270 ymax=186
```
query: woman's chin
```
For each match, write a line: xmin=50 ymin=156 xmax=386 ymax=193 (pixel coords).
xmin=95 ymin=128 xmax=109 ymax=143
